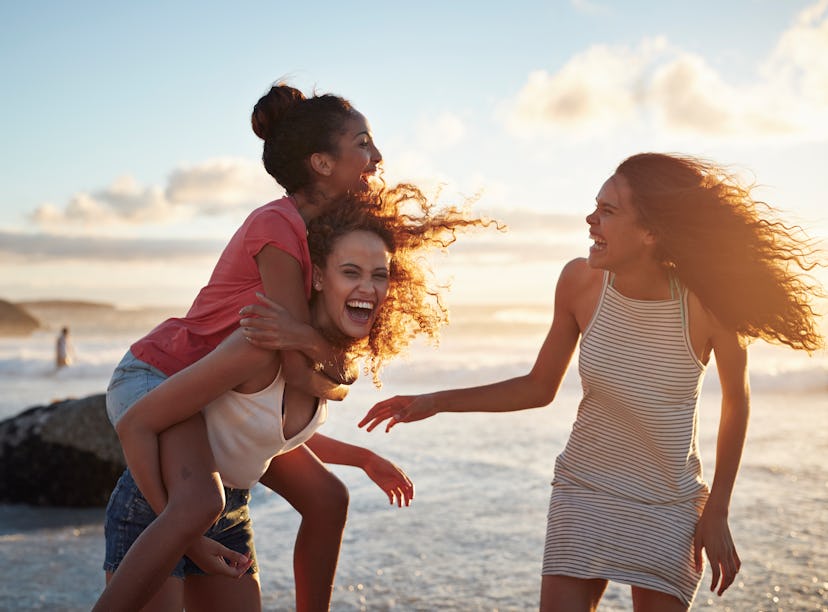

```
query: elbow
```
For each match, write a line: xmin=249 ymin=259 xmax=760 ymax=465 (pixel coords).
xmin=525 ymin=373 xmax=557 ymax=408
xmin=114 ymin=410 xmax=156 ymax=447
xmin=535 ymin=389 xmax=557 ymax=409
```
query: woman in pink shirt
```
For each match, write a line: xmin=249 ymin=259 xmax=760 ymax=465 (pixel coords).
xmin=95 ymin=82 xmax=390 ymax=611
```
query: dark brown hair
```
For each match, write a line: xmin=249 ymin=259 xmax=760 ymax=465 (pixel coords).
xmin=251 ymin=82 xmax=356 ymax=193
xmin=616 ymin=152 xmax=823 ymax=352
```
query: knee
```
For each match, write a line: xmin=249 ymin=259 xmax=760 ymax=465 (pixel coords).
xmin=305 ymin=475 xmax=349 ymax=529
xmin=326 ymin=476 xmax=350 ymax=523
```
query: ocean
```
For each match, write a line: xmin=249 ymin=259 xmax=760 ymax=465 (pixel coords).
xmin=1 ymin=302 xmax=827 ymax=611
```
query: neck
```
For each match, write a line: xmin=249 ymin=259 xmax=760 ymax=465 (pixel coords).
xmin=611 ymin=261 xmax=671 ymax=300
xmin=309 ymin=300 xmax=353 ymax=349
xmin=290 ymin=187 xmax=335 ymax=223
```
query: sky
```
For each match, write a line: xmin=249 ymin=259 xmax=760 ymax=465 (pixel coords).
xmin=2 ymin=0 xmax=827 ymax=308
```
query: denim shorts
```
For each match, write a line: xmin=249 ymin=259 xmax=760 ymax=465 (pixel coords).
xmin=104 ymin=350 xmax=258 ymax=578
xmin=106 ymin=350 xmax=168 ymax=426
xmin=103 ymin=468 xmax=257 ymax=578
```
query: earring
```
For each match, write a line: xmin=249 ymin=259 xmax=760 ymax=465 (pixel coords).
xmin=314 ymin=281 xmax=322 ymax=291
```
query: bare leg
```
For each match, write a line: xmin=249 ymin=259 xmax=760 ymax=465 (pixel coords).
xmin=94 ymin=415 xmax=225 ymax=612
xmin=183 ymin=573 xmax=262 ymax=612
xmin=103 ymin=571 xmax=183 ymax=612
xmin=258 ymin=446 xmax=349 ymax=612
xmin=631 ymin=585 xmax=688 ymax=612
xmin=540 ymin=575 xmax=608 ymax=612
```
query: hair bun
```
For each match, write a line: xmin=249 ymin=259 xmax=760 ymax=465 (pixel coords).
xmin=251 ymin=83 xmax=306 ymax=140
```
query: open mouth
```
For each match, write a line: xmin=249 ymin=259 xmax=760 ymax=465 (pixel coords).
xmin=346 ymin=299 xmax=375 ymax=324
xmin=360 ymin=166 xmax=379 ymax=186
xmin=590 ymin=235 xmax=607 ymax=252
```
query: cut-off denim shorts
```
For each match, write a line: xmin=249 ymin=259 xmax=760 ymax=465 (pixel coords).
xmin=103 ymin=350 xmax=257 ymax=577
xmin=106 ymin=350 xmax=168 ymax=426
xmin=103 ymin=469 xmax=257 ymax=578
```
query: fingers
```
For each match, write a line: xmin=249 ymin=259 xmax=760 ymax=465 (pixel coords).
xmin=707 ymin=551 xmax=740 ymax=596
xmin=238 ymin=293 xmax=286 ymax=320
xmin=239 ymin=313 xmax=276 ymax=329
xmin=693 ymin=533 xmax=703 ymax=573
xmin=238 ymin=305 xmax=271 ymax=319
xmin=359 ymin=397 xmax=410 ymax=432
xmin=359 ymin=408 xmax=394 ymax=431
xmin=254 ymin=292 xmax=281 ymax=308
xmin=716 ymin=549 xmax=741 ymax=595
xmin=224 ymin=553 xmax=254 ymax=578
xmin=393 ymin=478 xmax=414 ymax=507
xmin=207 ymin=553 xmax=251 ymax=578
xmin=387 ymin=482 xmax=414 ymax=507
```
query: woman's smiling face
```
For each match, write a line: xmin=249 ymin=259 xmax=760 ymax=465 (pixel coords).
xmin=311 ymin=229 xmax=391 ymax=339
xmin=585 ymin=173 xmax=656 ymax=272
xmin=327 ymin=112 xmax=383 ymax=195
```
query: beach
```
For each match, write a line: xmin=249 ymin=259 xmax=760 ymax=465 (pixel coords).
xmin=1 ymin=303 xmax=827 ymax=610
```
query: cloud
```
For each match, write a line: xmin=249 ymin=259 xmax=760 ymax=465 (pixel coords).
xmin=504 ymin=38 xmax=667 ymax=138
xmin=0 ymin=208 xmax=585 ymax=267
xmin=29 ymin=158 xmax=277 ymax=230
xmin=415 ymin=111 xmax=467 ymax=150
xmin=0 ymin=230 xmax=223 ymax=262
xmin=504 ymin=0 xmax=828 ymax=142
xmin=166 ymin=158 xmax=277 ymax=213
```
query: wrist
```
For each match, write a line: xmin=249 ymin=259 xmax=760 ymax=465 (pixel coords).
xmin=301 ymin=324 xmax=325 ymax=357
xmin=358 ymin=447 xmax=376 ymax=470
xmin=430 ymin=392 xmax=446 ymax=414
xmin=704 ymin=494 xmax=731 ymax=516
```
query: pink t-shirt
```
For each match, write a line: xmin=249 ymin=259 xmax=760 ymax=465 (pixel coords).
xmin=131 ymin=196 xmax=312 ymax=376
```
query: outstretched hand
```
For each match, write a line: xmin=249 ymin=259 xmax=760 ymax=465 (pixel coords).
xmin=186 ymin=535 xmax=253 ymax=578
xmin=238 ymin=292 xmax=305 ymax=351
xmin=363 ymin=453 xmax=415 ymax=507
xmin=358 ymin=394 xmax=438 ymax=432
xmin=693 ymin=505 xmax=741 ymax=596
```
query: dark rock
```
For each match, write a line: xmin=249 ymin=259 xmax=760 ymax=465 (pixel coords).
xmin=0 ymin=394 xmax=125 ymax=507
xmin=0 ymin=299 xmax=40 ymax=336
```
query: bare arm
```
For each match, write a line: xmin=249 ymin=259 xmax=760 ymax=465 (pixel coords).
xmin=359 ymin=260 xmax=584 ymax=431
xmin=693 ymin=321 xmax=749 ymax=596
xmin=115 ymin=331 xmax=275 ymax=513
xmin=304 ymin=433 xmax=415 ymax=506
xmin=254 ymin=246 xmax=356 ymax=387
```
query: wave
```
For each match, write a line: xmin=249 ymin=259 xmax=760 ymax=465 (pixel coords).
xmin=2 ymin=302 xmax=825 ymax=410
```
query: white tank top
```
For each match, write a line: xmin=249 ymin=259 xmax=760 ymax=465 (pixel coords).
xmin=203 ymin=369 xmax=327 ymax=489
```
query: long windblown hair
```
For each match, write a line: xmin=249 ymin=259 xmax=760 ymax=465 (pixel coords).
xmin=307 ymin=184 xmax=504 ymax=386
xmin=616 ymin=153 xmax=824 ymax=352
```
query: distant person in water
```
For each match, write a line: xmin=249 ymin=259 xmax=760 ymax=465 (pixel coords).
xmin=56 ymin=326 xmax=73 ymax=368
xmin=361 ymin=152 xmax=824 ymax=611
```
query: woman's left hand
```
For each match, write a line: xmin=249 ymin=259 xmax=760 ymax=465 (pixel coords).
xmin=239 ymin=292 xmax=308 ymax=350
xmin=693 ymin=503 xmax=741 ymax=596
xmin=363 ymin=454 xmax=415 ymax=507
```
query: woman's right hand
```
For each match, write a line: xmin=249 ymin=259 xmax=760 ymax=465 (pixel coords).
xmin=185 ymin=536 xmax=253 ymax=578
xmin=239 ymin=292 xmax=312 ymax=351
xmin=359 ymin=394 xmax=439 ymax=432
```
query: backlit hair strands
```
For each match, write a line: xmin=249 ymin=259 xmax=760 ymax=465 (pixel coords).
xmin=308 ymin=183 xmax=505 ymax=386
xmin=616 ymin=153 xmax=824 ymax=352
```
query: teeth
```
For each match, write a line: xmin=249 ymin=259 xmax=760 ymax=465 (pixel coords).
xmin=347 ymin=300 xmax=374 ymax=310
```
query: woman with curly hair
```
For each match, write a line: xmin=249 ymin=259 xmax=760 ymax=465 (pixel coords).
xmin=99 ymin=184 xmax=493 ymax=611
xmin=95 ymin=80 xmax=385 ymax=612
xmin=360 ymin=153 xmax=823 ymax=611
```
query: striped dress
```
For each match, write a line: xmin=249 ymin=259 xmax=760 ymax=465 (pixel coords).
xmin=542 ymin=271 xmax=709 ymax=605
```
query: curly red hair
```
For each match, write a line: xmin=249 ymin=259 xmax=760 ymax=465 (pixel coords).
xmin=307 ymin=183 xmax=503 ymax=385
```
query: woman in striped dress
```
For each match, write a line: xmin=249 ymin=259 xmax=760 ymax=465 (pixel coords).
xmin=359 ymin=153 xmax=823 ymax=611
